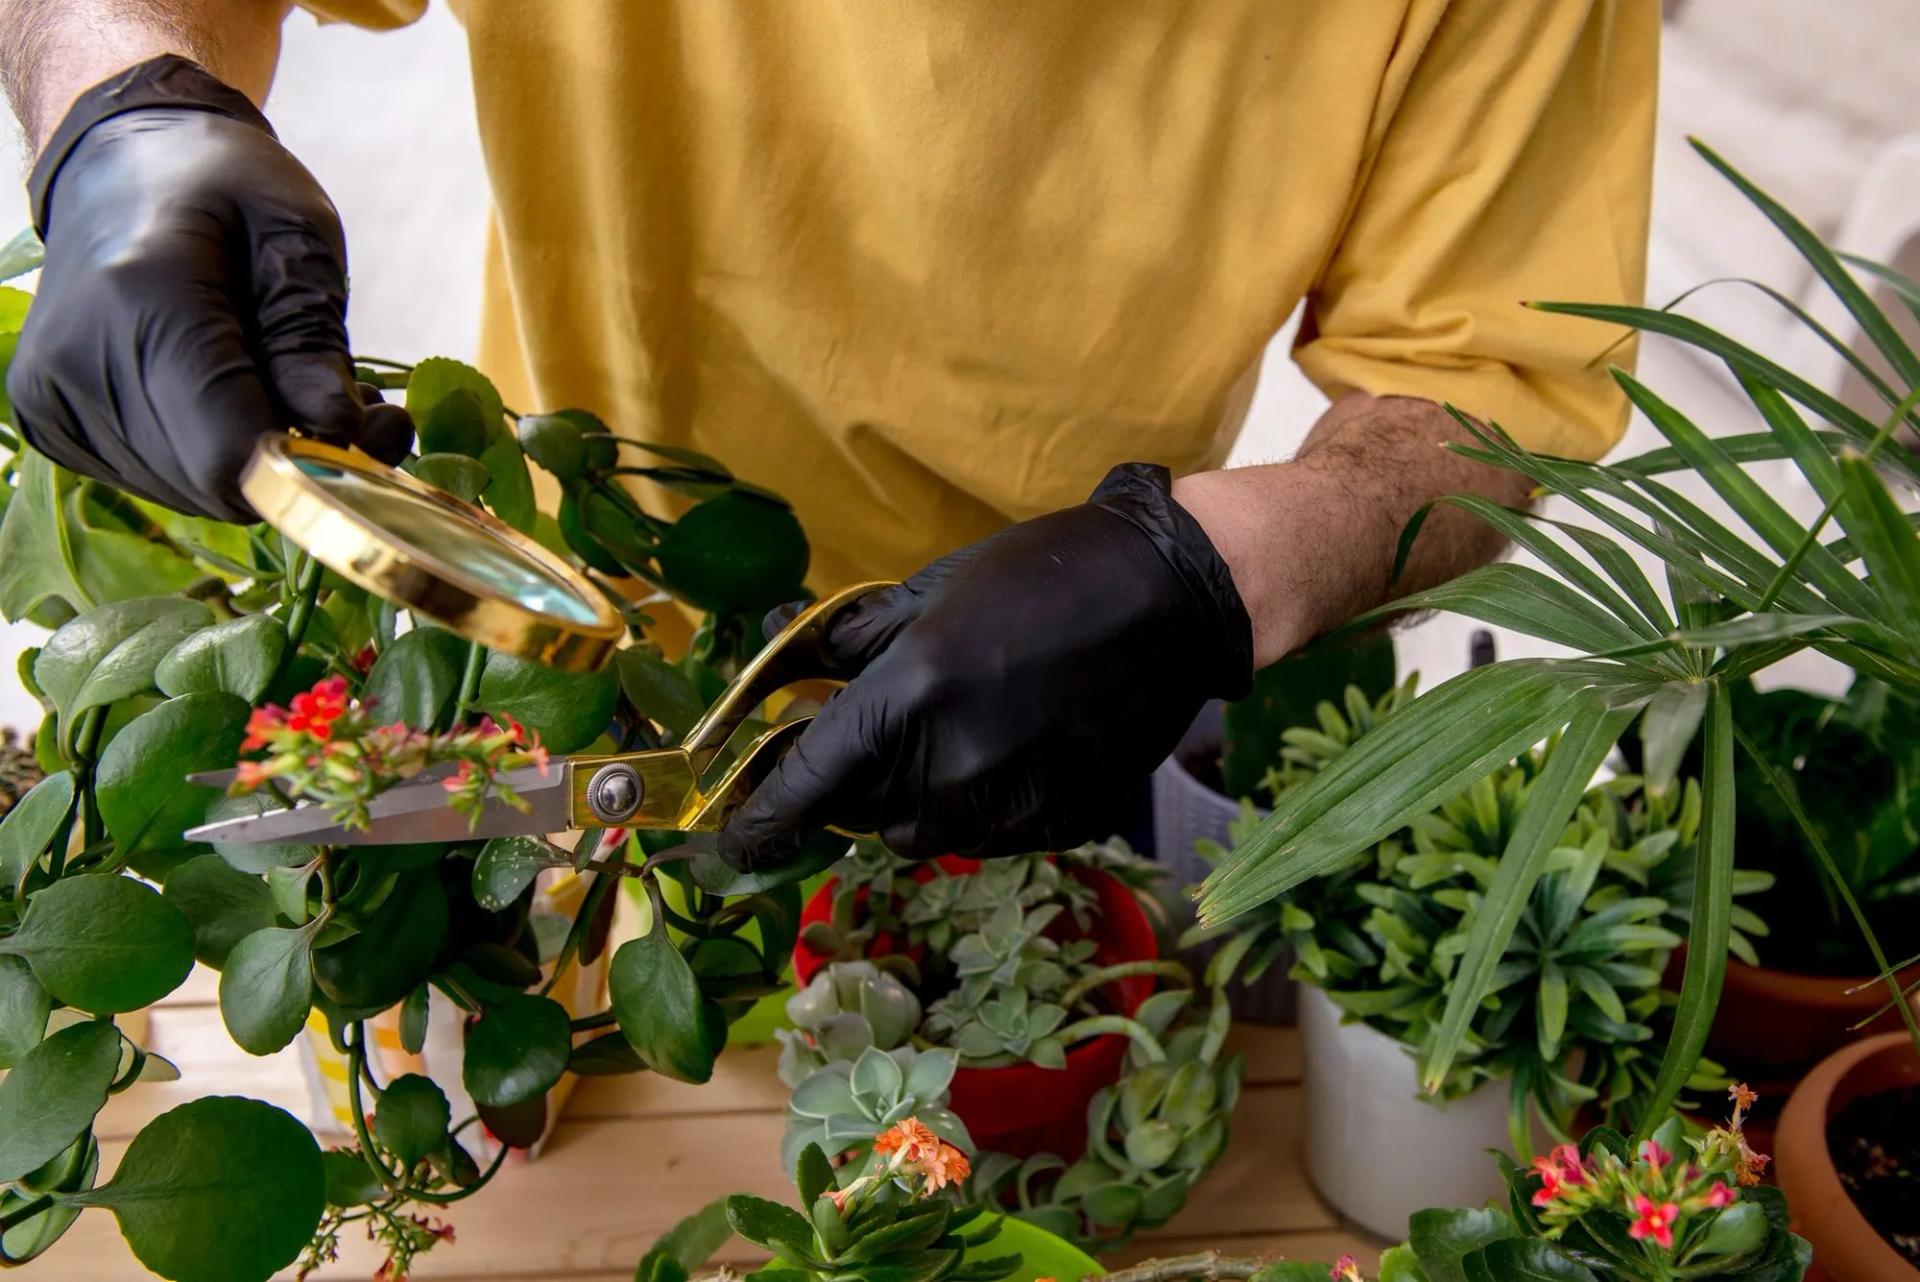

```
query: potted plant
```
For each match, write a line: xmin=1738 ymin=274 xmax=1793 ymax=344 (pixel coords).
xmin=780 ymin=842 xmax=1244 ymax=1256
xmin=1188 ymin=676 xmax=1767 ymax=1238
xmin=1195 ymin=140 xmax=1920 ymax=1157
xmin=1691 ymin=675 xmax=1920 ymax=1084
xmin=1775 ymin=1031 xmax=1920 ymax=1281
xmin=1380 ymin=1094 xmax=1809 ymax=1280
xmin=0 ymin=265 xmax=851 ymax=1280
xmin=1150 ymin=634 xmax=1395 ymax=1025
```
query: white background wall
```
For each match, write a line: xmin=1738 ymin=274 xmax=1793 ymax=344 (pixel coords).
xmin=3 ymin=0 xmax=1916 ymax=726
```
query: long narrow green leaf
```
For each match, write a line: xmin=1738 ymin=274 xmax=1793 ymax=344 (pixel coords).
xmin=1536 ymin=517 xmax=1676 ymax=635
xmin=1612 ymin=430 xmax=1851 ymax=478
xmin=1637 ymin=680 xmax=1736 ymax=1128
xmin=1200 ymin=661 xmax=1645 ymax=924
xmin=1528 ymin=300 xmax=1920 ymax=483
xmin=1691 ymin=138 xmax=1920 ymax=394
xmin=1835 ymin=453 xmax=1920 ymax=651
xmin=1737 ymin=375 xmax=1844 ymax=505
xmin=1421 ymin=704 xmax=1635 ymax=1094
xmin=1420 ymin=496 xmax=1663 ymax=640
xmin=1353 ymin=563 xmax=1651 ymax=655
xmin=1614 ymin=370 xmax=1879 ymax=620
xmin=1840 ymin=250 xmax=1920 ymax=327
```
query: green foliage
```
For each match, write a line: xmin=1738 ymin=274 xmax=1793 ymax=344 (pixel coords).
xmin=1195 ymin=683 xmax=1765 ymax=1146
xmin=1221 ymin=630 xmax=1396 ymax=801
xmin=0 ymin=308 xmax=827 ymax=1280
xmin=1202 ymin=141 xmax=1920 ymax=1120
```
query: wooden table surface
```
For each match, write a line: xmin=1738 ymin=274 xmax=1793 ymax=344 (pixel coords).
xmin=34 ymin=968 xmax=1382 ymax=1281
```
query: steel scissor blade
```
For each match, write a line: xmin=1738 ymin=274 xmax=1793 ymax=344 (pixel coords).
xmin=186 ymin=760 xmax=467 ymax=791
xmin=184 ymin=763 xmax=570 ymax=847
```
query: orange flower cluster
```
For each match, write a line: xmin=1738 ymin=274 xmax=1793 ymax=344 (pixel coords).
xmin=823 ymin=1116 xmax=973 ymax=1213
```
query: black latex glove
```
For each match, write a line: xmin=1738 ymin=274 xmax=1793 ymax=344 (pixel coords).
xmin=9 ymin=56 xmax=411 ymax=521
xmin=719 ymin=463 xmax=1254 ymax=870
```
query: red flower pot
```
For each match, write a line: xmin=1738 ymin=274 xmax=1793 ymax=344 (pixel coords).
xmin=792 ymin=855 xmax=1158 ymax=1159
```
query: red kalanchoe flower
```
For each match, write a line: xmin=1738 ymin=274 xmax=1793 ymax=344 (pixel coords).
xmin=1704 ymin=1181 xmax=1735 ymax=1209
xmin=1628 ymin=1193 xmax=1680 ymax=1248
xmin=1529 ymin=1153 xmax=1566 ymax=1207
xmin=1331 ymin=1256 xmax=1363 ymax=1282
xmin=242 ymin=704 xmax=287 ymax=752
xmin=1638 ymin=1139 xmax=1672 ymax=1171
xmin=352 ymin=644 xmax=378 ymax=674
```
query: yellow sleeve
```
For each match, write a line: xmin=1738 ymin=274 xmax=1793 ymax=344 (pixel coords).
xmin=297 ymin=0 xmax=426 ymax=30
xmin=1292 ymin=0 xmax=1657 ymax=461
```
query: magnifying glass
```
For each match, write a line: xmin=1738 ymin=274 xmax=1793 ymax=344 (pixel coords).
xmin=241 ymin=435 xmax=625 ymax=672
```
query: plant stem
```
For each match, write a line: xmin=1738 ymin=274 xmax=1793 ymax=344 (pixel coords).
xmin=65 ymin=704 xmax=108 ymax=862
xmin=1053 ymin=1014 xmax=1167 ymax=1062
xmin=277 ymin=553 xmax=326 ymax=686
xmin=0 ymin=1194 xmax=53 ymax=1233
xmin=453 ymin=640 xmax=487 ymax=725
xmin=1733 ymin=722 xmax=1920 ymax=1054
xmin=1099 ymin=1254 xmax=1273 ymax=1281
xmin=1057 ymin=960 xmax=1193 ymax=1012
xmin=407 ymin=1142 xmax=510 ymax=1205
xmin=346 ymin=1023 xmax=401 ymax=1190
xmin=570 ymin=1009 xmax=618 ymax=1033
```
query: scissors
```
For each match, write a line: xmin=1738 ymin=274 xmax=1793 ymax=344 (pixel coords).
xmin=183 ymin=579 xmax=891 ymax=850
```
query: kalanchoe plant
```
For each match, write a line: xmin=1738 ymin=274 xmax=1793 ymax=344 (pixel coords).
xmin=688 ymin=1121 xmax=1020 ymax=1282
xmin=1379 ymin=1087 xmax=1808 ymax=1281
xmin=1190 ymin=682 xmax=1770 ymax=1149
xmin=0 ymin=270 xmax=839 ymax=1281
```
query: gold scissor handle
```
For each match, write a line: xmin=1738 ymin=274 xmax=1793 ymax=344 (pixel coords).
xmin=567 ymin=582 xmax=895 ymax=834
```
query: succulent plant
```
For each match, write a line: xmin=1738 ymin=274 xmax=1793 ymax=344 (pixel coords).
xmin=970 ymin=990 xmax=1244 ymax=1253
xmin=777 ymin=962 xmax=971 ymax=1178
xmin=1188 ymin=682 xmax=1773 ymax=1147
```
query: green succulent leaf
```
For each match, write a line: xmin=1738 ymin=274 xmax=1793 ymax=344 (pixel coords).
xmin=406 ymin=452 xmax=492 ymax=504
xmin=162 ymin=854 xmax=278 ymax=968
xmin=655 ymin=491 xmax=809 ymax=616
xmin=362 ymin=626 xmax=467 ymax=732
xmin=472 ymin=836 xmax=567 ymax=911
xmin=0 ymin=874 xmax=194 ymax=1013
xmin=95 ymin=692 xmax=249 ymax=856
xmin=61 ymin=1096 xmax=324 ymax=1282
xmin=0 ymin=954 xmax=51 ymax=1068
xmin=0 ymin=770 xmax=73 ymax=895
xmin=476 ymin=650 xmax=618 ymax=755
xmin=374 ymin=1074 xmax=452 ymax=1167
xmin=153 ymin=615 xmax=287 ymax=704
xmin=33 ymin=597 xmax=211 ymax=749
xmin=611 ymin=921 xmax=726 ymax=1084
xmin=218 ymin=926 xmax=315 ymax=1056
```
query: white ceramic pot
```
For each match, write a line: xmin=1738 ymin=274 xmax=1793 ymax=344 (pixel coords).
xmin=1299 ymin=984 xmax=1537 ymax=1239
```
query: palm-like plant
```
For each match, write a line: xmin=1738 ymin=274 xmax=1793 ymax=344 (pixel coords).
xmin=1199 ymin=139 xmax=1920 ymax=1129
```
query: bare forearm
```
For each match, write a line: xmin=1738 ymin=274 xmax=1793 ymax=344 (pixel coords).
xmin=0 ymin=0 xmax=290 ymax=151
xmin=1175 ymin=393 xmax=1532 ymax=667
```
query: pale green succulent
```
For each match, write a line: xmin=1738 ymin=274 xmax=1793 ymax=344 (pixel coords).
xmin=776 ymin=961 xmax=923 ymax=1086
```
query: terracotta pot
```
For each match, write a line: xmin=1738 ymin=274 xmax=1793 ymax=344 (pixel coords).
xmin=1707 ymin=956 xmax=1920 ymax=1083
xmin=1775 ymin=1031 xmax=1920 ymax=1282
xmin=793 ymin=855 xmax=1158 ymax=1159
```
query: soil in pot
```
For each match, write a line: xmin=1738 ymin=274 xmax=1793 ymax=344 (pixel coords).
xmin=1829 ymin=1083 xmax=1920 ymax=1267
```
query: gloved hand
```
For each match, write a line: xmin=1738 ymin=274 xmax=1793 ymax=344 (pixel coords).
xmin=719 ymin=463 xmax=1254 ymax=870
xmin=8 ymin=55 xmax=411 ymax=521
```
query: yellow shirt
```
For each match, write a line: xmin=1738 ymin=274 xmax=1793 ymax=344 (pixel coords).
xmin=304 ymin=0 xmax=1656 ymax=589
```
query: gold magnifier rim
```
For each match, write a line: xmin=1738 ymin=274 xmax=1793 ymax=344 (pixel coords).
xmin=241 ymin=434 xmax=624 ymax=673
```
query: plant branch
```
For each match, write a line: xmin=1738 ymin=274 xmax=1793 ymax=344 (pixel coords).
xmin=453 ymin=640 xmax=488 ymax=726
xmin=1099 ymin=1253 xmax=1274 ymax=1281
xmin=278 ymin=553 xmax=326 ymax=680
xmin=407 ymin=1142 xmax=510 ymax=1205
xmin=346 ymin=1022 xmax=401 ymax=1190
xmin=1057 ymin=960 xmax=1193 ymax=1012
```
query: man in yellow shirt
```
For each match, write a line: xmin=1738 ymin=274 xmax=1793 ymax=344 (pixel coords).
xmin=0 ymin=1 xmax=1654 ymax=869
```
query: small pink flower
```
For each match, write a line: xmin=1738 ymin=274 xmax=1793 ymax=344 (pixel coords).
xmin=1704 ymin=1182 xmax=1735 ymax=1209
xmin=1628 ymin=1193 xmax=1680 ymax=1249
xmin=1638 ymin=1139 xmax=1672 ymax=1171
xmin=1529 ymin=1154 xmax=1565 ymax=1207
xmin=1331 ymin=1256 xmax=1363 ymax=1282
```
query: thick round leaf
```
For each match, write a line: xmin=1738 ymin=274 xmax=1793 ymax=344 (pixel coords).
xmin=472 ymin=836 xmax=564 ymax=911
xmin=200 ymin=791 xmax=320 ymax=874
xmin=476 ymin=651 xmax=617 ymax=754
xmin=0 ymin=875 xmax=194 ymax=1013
xmin=33 ymin=598 xmax=211 ymax=745
xmin=517 ymin=414 xmax=588 ymax=483
xmin=0 ymin=769 xmax=72 ymax=894
xmin=0 ymin=954 xmax=51 ymax=1067
xmin=95 ymin=693 xmax=249 ymax=855
xmin=313 ymin=868 xmax=448 ymax=1010
xmin=321 ymin=1148 xmax=386 ymax=1208
xmin=361 ymin=626 xmax=467 ymax=732
xmin=219 ymin=927 xmax=314 ymax=1055
xmin=557 ymin=490 xmax=625 ymax=575
xmin=409 ymin=358 xmax=494 ymax=458
xmin=612 ymin=927 xmax=725 ymax=1084
xmin=65 ymin=1096 xmax=324 ymax=1282
xmin=614 ymin=649 xmax=705 ymax=742
xmin=655 ymin=491 xmax=809 ymax=615
xmin=463 ymin=993 xmax=571 ymax=1108
xmin=374 ymin=1073 xmax=451 ymax=1167
xmin=154 ymin=615 xmax=287 ymax=703
xmin=0 ymin=1020 xmax=118 ymax=1181
xmin=163 ymin=854 xmax=277 ymax=967
xmin=406 ymin=453 xmax=491 ymax=504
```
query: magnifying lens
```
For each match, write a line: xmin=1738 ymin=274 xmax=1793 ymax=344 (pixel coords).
xmin=240 ymin=435 xmax=625 ymax=672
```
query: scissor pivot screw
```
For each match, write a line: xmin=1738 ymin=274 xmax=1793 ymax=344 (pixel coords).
xmin=586 ymin=763 xmax=643 ymax=823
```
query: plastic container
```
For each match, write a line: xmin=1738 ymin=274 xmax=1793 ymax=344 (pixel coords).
xmin=967 ymin=1216 xmax=1103 ymax=1280
xmin=793 ymin=855 xmax=1157 ymax=1159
